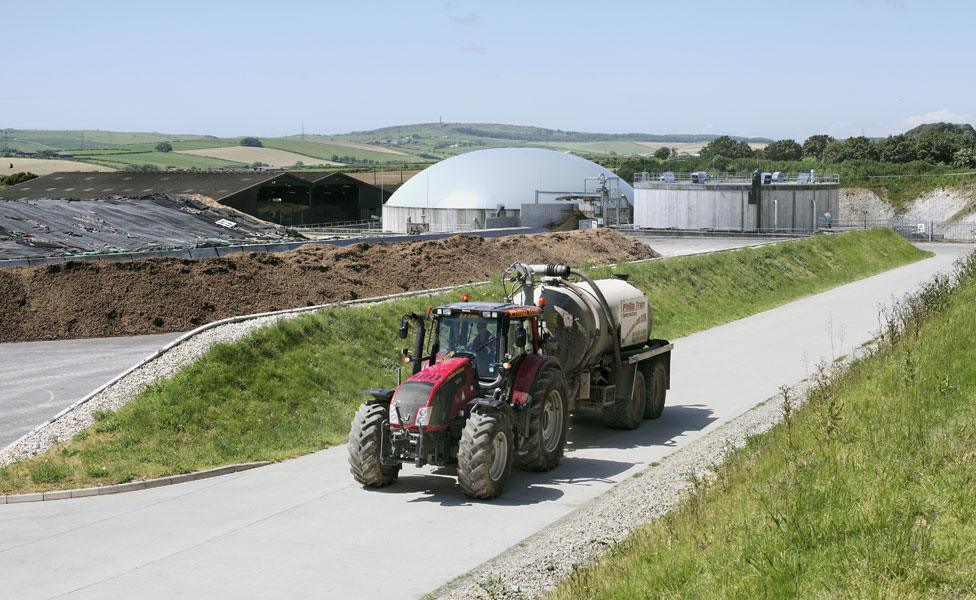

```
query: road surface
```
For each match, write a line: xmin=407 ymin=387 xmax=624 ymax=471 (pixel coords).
xmin=0 ymin=243 xmax=970 ymax=600
xmin=633 ymin=234 xmax=786 ymax=257
xmin=0 ymin=334 xmax=182 ymax=448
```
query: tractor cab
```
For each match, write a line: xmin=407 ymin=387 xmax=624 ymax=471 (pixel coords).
xmin=398 ymin=299 xmax=543 ymax=384
xmin=381 ymin=300 xmax=545 ymax=468
xmin=429 ymin=301 xmax=543 ymax=380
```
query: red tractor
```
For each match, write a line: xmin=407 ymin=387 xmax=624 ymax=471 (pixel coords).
xmin=348 ymin=263 xmax=673 ymax=499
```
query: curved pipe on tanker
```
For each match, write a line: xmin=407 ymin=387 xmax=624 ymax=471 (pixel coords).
xmin=569 ymin=268 xmax=623 ymax=370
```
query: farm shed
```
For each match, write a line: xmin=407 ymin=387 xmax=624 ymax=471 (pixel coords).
xmin=0 ymin=170 xmax=396 ymax=226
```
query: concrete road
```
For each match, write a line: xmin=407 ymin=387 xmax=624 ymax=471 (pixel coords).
xmin=0 ymin=334 xmax=182 ymax=448
xmin=634 ymin=234 xmax=787 ymax=257
xmin=1 ymin=244 xmax=970 ymax=600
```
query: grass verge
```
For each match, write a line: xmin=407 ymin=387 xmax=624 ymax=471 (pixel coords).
xmin=550 ymin=250 xmax=976 ymax=598
xmin=0 ymin=230 xmax=929 ymax=493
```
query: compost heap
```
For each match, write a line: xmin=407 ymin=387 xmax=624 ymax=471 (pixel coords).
xmin=0 ymin=229 xmax=656 ymax=342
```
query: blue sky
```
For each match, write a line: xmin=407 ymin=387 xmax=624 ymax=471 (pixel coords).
xmin=3 ymin=0 xmax=972 ymax=139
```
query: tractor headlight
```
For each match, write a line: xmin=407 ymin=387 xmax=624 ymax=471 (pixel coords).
xmin=388 ymin=403 xmax=400 ymax=425
xmin=416 ymin=406 xmax=431 ymax=427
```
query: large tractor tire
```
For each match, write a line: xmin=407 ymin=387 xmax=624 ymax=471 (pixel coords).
xmin=348 ymin=402 xmax=400 ymax=488
xmin=643 ymin=361 xmax=667 ymax=420
xmin=603 ymin=370 xmax=646 ymax=430
xmin=457 ymin=409 xmax=514 ymax=499
xmin=515 ymin=366 xmax=570 ymax=472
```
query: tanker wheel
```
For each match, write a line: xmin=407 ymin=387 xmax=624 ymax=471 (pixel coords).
xmin=348 ymin=402 xmax=400 ymax=487
xmin=603 ymin=370 xmax=646 ymax=430
xmin=457 ymin=409 xmax=514 ymax=499
xmin=643 ymin=361 xmax=667 ymax=420
xmin=515 ymin=367 xmax=569 ymax=472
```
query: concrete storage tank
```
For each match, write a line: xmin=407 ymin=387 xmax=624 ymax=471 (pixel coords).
xmin=382 ymin=148 xmax=633 ymax=233
xmin=632 ymin=171 xmax=840 ymax=232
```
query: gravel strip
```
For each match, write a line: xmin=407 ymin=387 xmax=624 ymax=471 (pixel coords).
xmin=431 ymin=378 xmax=818 ymax=600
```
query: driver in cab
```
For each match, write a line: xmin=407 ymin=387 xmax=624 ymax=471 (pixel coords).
xmin=471 ymin=322 xmax=496 ymax=376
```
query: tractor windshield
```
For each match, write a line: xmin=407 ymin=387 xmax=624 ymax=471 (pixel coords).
xmin=435 ymin=316 xmax=500 ymax=378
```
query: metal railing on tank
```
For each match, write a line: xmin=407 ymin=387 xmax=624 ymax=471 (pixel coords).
xmin=633 ymin=171 xmax=841 ymax=185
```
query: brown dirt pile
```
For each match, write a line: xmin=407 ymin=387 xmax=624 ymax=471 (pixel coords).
xmin=0 ymin=229 xmax=655 ymax=342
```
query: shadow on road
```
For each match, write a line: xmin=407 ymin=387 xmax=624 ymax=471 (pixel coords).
xmin=567 ymin=404 xmax=716 ymax=451
xmin=384 ymin=453 xmax=639 ymax=507
xmin=365 ymin=404 xmax=715 ymax=506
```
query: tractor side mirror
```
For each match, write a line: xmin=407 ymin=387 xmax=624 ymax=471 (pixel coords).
xmin=399 ymin=318 xmax=409 ymax=340
xmin=514 ymin=325 xmax=528 ymax=349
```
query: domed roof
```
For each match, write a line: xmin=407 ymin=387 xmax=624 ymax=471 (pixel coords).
xmin=386 ymin=148 xmax=633 ymax=210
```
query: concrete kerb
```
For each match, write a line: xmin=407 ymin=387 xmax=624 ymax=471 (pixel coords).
xmin=1 ymin=461 xmax=270 ymax=504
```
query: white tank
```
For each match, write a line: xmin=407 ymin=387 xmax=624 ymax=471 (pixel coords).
xmin=514 ymin=277 xmax=651 ymax=374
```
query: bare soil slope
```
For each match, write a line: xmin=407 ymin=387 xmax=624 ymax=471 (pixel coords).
xmin=0 ymin=229 xmax=655 ymax=342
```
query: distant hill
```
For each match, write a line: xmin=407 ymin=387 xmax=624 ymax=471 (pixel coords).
xmin=340 ymin=122 xmax=771 ymax=144
xmin=2 ymin=122 xmax=775 ymax=169
xmin=904 ymin=122 xmax=976 ymax=138
xmin=0 ymin=129 xmax=219 ymax=152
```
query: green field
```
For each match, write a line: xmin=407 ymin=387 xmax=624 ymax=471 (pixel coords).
xmin=552 ymin=250 xmax=976 ymax=600
xmin=1 ymin=129 xmax=220 ymax=151
xmin=0 ymin=230 xmax=928 ymax=494
xmin=264 ymin=137 xmax=427 ymax=164
xmin=77 ymin=151 xmax=243 ymax=170
xmin=536 ymin=141 xmax=660 ymax=155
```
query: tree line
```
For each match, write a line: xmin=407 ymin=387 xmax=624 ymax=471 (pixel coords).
xmin=697 ymin=124 xmax=976 ymax=168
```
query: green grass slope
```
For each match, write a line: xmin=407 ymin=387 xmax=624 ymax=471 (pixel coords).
xmin=551 ymin=252 xmax=976 ymax=599
xmin=0 ymin=230 xmax=928 ymax=494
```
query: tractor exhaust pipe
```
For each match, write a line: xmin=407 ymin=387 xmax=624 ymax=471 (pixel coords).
xmin=412 ymin=317 xmax=426 ymax=375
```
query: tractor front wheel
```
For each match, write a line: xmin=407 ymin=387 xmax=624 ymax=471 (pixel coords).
xmin=457 ymin=409 xmax=514 ymax=499
xmin=515 ymin=366 xmax=569 ymax=472
xmin=348 ymin=402 xmax=400 ymax=488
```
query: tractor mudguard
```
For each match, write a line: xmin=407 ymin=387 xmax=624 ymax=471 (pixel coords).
xmin=363 ymin=389 xmax=395 ymax=404
xmin=511 ymin=355 xmax=560 ymax=407
xmin=468 ymin=396 xmax=516 ymax=421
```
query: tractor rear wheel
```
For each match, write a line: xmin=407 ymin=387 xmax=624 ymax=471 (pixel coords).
xmin=643 ymin=361 xmax=667 ymax=420
xmin=603 ymin=370 xmax=646 ymax=430
xmin=457 ymin=409 xmax=514 ymax=499
xmin=515 ymin=366 xmax=569 ymax=472
xmin=348 ymin=402 xmax=400 ymax=488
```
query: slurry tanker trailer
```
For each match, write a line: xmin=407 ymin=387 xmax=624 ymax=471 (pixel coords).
xmin=348 ymin=262 xmax=673 ymax=498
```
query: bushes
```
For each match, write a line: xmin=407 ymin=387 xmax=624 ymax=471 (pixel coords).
xmin=240 ymin=137 xmax=263 ymax=147
xmin=762 ymin=139 xmax=803 ymax=161
xmin=0 ymin=171 xmax=37 ymax=186
xmin=123 ymin=164 xmax=160 ymax=173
